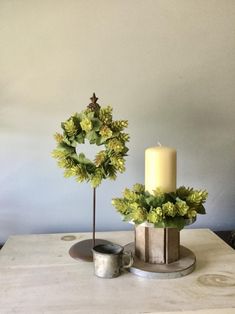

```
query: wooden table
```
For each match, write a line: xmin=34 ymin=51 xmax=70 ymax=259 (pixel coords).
xmin=0 ymin=229 xmax=235 ymax=314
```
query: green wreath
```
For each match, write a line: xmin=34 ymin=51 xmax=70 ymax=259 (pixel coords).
xmin=52 ymin=94 xmax=129 ymax=188
xmin=112 ymin=184 xmax=208 ymax=230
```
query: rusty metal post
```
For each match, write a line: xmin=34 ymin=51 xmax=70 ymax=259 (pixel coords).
xmin=92 ymin=188 xmax=96 ymax=248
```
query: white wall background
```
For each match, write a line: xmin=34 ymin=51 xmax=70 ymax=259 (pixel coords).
xmin=0 ymin=0 xmax=235 ymax=243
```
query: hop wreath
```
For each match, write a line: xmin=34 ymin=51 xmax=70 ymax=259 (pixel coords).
xmin=52 ymin=94 xmax=129 ymax=188
xmin=112 ymin=184 xmax=208 ymax=230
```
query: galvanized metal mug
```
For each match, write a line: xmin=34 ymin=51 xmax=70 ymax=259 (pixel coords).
xmin=92 ymin=243 xmax=133 ymax=278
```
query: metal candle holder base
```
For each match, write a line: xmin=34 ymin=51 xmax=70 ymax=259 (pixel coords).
xmin=124 ymin=242 xmax=196 ymax=279
xmin=124 ymin=225 xmax=196 ymax=279
xmin=135 ymin=225 xmax=180 ymax=264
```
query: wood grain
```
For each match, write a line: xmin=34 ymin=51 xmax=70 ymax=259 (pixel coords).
xmin=135 ymin=226 xmax=180 ymax=264
xmin=0 ymin=229 xmax=234 ymax=313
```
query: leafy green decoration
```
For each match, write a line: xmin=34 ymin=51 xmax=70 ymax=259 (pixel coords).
xmin=112 ymin=184 xmax=208 ymax=230
xmin=154 ymin=217 xmax=186 ymax=230
xmin=52 ymin=97 xmax=129 ymax=188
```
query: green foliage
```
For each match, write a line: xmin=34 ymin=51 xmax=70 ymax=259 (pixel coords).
xmin=80 ymin=117 xmax=93 ymax=133
xmin=154 ymin=217 xmax=186 ymax=230
xmin=176 ymin=186 xmax=193 ymax=200
xmin=112 ymin=184 xmax=208 ymax=230
xmin=52 ymin=102 xmax=129 ymax=188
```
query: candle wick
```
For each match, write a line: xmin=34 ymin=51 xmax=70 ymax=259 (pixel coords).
xmin=157 ymin=142 xmax=162 ymax=147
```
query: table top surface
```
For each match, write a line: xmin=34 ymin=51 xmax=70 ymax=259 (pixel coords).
xmin=0 ymin=228 xmax=235 ymax=314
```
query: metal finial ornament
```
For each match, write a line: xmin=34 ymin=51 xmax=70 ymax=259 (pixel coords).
xmin=87 ymin=93 xmax=100 ymax=111
xmin=90 ymin=92 xmax=98 ymax=104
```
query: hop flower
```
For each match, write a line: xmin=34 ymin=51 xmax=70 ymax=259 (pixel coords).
xmin=119 ymin=133 xmax=130 ymax=142
xmin=129 ymin=203 xmax=146 ymax=223
xmin=80 ymin=117 xmax=93 ymax=133
xmin=175 ymin=199 xmax=189 ymax=216
xmin=187 ymin=210 xmax=197 ymax=219
xmin=99 ymin=125 xmax=113 ymax=139
xmin=162 ymin=202 xmax=176 ymax=217
xmin=91 ymin=169 xmax=103 ymax=188
xmin=94 ymin=150 xmax=107 ymax=166
xmin=60 ymin=163 xmax=84 ymax=179
xmin=109 ymin=172 xmax=117 ymax=180
xmin=147 ymin=207 xmax=163 ymax=223
xmin=199 ymin=190 xmax=208 ymax=203
xmin=74 ymin=165 xmax=89 ymax=183
xmin=111 ymin=199 xmax=129 ymax=214
xmin=153 ymin=188 xmax=165 ymax=204
xmin=54 ymin=133 xmax=64 ymax=143
xmin=123 ymin=188 xmax=138 ymax=202
xmin=177 ymin=186 xmax=193 ymax=200
xmin=99 ymin=106 xmax=113 ymax=124
xmin=153 ymin=187 xmax=164 ymax=197
xmin=63 ymin=168 xmax=75 ymax=178
xmin=187 ymin=190 xmax=208 ymax=205
xmin=51 ymin=149 xmax=69 ymax=159
xmin=110 ymin=156 xmax=125 ymax=172
xmin=107 ymin=138 xmax=124 ymax=152
xmin=132 ymin=183 xmax=145 ymax=194
xmin=64 ymin=119 xmax=78 ymax=137
xmin=70 ymin=164 xmax=84 ymax=175
xmin=111 ymin=120 xmax=128 ymax=131
xmin=57 ymin=157 xmax=75 ymax=169
xmin=106 ymin=165 xmax=117 ymax=180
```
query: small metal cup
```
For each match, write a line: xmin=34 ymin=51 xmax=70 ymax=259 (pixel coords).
xmin=92 ymin=243 xmax=133 ymax=278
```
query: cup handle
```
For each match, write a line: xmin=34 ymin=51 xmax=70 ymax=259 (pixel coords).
xmin=122 ymin=251 xmax=133 ymax=269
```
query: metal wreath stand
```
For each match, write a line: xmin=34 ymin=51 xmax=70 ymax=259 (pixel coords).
xmin=69 ymin=187 xmax=110 ymax=262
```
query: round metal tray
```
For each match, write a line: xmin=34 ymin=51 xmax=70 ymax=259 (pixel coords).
xmin=124 ymin=242 xmax=196 ymax=279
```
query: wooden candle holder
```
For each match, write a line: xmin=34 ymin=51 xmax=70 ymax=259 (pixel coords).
xmin=135 ymin=225 xmax=180 ymax=264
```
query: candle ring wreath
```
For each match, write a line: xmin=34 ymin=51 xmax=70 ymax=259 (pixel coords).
xmin=52 ymin=94 xmax=129 ymax=188
xmin=112 ymin=184 xmax=208 ymax=230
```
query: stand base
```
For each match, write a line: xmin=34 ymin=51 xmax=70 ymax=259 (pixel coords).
xmin=69 ymin=239 xmax=111 ymax=262
xmin=124 ymin=242 xmax=196 ymax=279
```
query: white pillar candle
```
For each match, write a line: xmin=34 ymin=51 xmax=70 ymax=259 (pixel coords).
xmin=145 ymin=146 xmax=177 ymax=194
